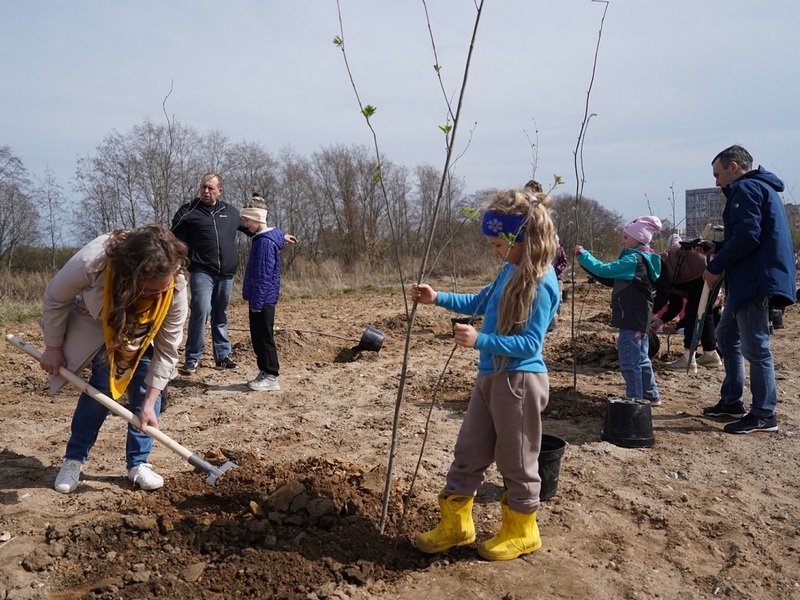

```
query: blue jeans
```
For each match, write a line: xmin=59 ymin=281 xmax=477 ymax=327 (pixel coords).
xmin=617 ymin=329 xmax=660 ymax=401
xmin=65 ymin=347 xmax=161 ymax=470
xmin=185 ymin=271 xmax=233 ymax=363
xmin=716 ymin=297 xmax=776 ymax=417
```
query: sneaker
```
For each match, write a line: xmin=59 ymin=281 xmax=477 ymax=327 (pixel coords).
xmin=54 ymin=459 xmax=82 ymax=494
xmin=247 ymin=371 xmax=268 ymax=385
xmin=665 ymin=355 xmax=698 ymax=374
xmin=649 ymin=397 xmax=663 ymax=407
xmin=723 ymin=412 xmax=778 ymax=434
xmin=702 ymin=400 xmax=747 ymax=419
xmin=179 ymin=361 xmax=197 ymax=375
xmin=248 ymin=372 xmax=280 ymax=391
xmin=127 ymin=463 xmax=164 ymax=491
xmin=215 ymin=356 xmax=238 ymax=370
xmin=697 ymin=352 xmax=722 ymax=368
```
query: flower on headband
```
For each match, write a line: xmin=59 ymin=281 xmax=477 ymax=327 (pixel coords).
xmin=486 ymin=218 xmax=504 ymax=234
xmin=481 ymin=211 xmax=526 ymax=242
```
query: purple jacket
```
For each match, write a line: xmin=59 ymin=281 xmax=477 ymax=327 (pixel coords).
xmin=242 ymin=228 xmax=285 ymax=309
xmin=553 ymin=244 xmax=568 ymax=280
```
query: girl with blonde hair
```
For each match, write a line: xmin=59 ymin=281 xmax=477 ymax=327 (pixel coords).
xmin=411 ymin=189 xmax=559 ymax=561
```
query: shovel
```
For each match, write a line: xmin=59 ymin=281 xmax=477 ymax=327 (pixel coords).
xmin=686 ymin=276 xmax=724 ymax=374
xmin=5 ymin=334 xmax=237 ymax=486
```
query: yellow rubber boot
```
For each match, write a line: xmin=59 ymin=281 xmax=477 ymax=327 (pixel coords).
xmin=477 ymin=493 xmax=542 ymax=561
xmin=415 ymin=492 xmax=476 ymax=553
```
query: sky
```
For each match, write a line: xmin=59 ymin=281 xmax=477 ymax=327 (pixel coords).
xmin=2 ymin=0 xmax=799 ymax=231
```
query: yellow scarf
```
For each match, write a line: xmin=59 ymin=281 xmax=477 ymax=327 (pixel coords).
xmin=102 ymin=267 xmax=173 ymax=399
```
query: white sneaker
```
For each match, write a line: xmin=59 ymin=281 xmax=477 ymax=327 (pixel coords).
xmin=127 ymin=463 xmax=164 ymax=491
xmin=248 ymin=372 xmax=280 ymax=391
xmin=665 ymin=355 xmax=698 ymax=374
xmin=54 ymin=459 xmax=82 ymax=494
xmin=697 ymin=351 xmax=722 ymax=368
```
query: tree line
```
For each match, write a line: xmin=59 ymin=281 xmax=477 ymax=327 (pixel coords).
xmin=2 ymin=120 xmax=644 ymax=280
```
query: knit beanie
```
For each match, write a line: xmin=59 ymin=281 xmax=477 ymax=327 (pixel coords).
xmin=241 ymin=207 xmax=267 ymax=224
xmin=624 ymin=215 xmax=662 ymax=245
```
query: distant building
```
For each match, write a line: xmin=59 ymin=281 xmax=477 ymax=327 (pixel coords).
xmin=686 ymin=187 xmax=800 ymax=246
xmin=685 ymin=187 xmax=724 ymax=238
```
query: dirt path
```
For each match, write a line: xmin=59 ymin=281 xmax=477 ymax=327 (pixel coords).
xmin=2 ymin=282 xmax=799 ymax=599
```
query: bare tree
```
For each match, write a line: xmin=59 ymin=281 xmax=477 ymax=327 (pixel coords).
xmin=72 ymin=119 xmax=218 ymax=240
xmin=0 ymin=146 xmax=37 ymax=268
xmin=35 ymin=167 xmax=65 ymax=271
xmin=308 ymin=144 xmax=383 ymax=267
xmin=224 ymin=141 xmax=279 ymax=207
xmin=552 ymin=193 xmax=625 ymax=262
xmin=276 ymin=148 xmax=319 ymax=263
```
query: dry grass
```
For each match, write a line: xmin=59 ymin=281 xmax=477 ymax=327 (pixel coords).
xmin=0 ymin=270 xmax=51 ymax=324
xmin=0 ymin=257 xmax=500 ymax=324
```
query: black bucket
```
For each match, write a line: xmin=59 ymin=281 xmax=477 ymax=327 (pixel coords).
xmin=357 ymin=325 xmax=384 ymax=352
xmin=539 ymin=434 xmax=566 ymax=501
xmin=601 ymin=397 xmax=655 ymax=448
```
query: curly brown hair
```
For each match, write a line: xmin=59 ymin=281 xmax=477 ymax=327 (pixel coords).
xmin=103 ymin=224 xmax=189 ymax=358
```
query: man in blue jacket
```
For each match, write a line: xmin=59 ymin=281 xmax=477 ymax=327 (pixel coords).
xmin=699 ymin=145 xmax=796 ymax=433
xmin=171 ymin=172 xmax=250 ymax=374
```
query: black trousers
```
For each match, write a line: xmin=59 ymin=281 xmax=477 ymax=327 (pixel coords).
xmin=249 ymin=304 xmax=279 ymax=376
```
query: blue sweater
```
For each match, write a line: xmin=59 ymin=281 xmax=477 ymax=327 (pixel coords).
xmin=708 ymin=166 xmax=796 ymax=313
xmin=435 ymin=264 xmax=559 ymax=375
xmin=242 ymin=228 xmax=285 ymax=309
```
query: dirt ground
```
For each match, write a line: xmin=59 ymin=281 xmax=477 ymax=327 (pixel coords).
xmin=2 ymin=280 xmax=799 ymax=599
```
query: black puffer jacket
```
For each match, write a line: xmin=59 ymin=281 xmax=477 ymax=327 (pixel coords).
xmin=171 ymin=199 xmax=250 ymax=277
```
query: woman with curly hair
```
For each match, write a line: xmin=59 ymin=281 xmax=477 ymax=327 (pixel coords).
xmin=39 ymin=224 xmax=189 ymax=493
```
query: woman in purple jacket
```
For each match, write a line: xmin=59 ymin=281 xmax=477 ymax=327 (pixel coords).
xmin=240 ymin=204 xmax=297 ymax=391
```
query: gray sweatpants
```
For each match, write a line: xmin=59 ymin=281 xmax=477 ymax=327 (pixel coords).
xmin=444 ymin=370 xmax=550 ymax=514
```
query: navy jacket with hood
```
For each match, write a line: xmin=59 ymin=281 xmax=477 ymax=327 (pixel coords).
xmin=171 ymin=198 xmax=250 ymax=277
xmin=708 ymin=166 xmax=796 ymax=314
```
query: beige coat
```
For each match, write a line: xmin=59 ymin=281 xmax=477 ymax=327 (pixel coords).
xmin=41 ymin=234 xmax=188 ymax=394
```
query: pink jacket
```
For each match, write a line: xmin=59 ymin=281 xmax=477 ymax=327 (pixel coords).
xmin=41 ymin=234 xmax=188 ymax=394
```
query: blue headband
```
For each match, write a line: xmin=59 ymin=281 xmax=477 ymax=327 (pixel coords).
xmin=481 ymin=211 xmax=526 ymax=242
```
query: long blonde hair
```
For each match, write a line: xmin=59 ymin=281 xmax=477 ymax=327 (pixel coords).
xmin=486 ymin=189 xmax=556 ymax=336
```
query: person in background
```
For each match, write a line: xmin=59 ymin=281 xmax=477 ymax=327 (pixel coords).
xmin=698 ymin=145 xmax=796 ymax=433
xmin=39 ymin=225 xmax=189 ymax=493
xmin=524 ymin=179 xmax=543 ymax=193
xmin=651 ymin=235 xmax=721 ymax=373
xmin=172 ymin=172 xmax=249 ymax=374
xmin=411 ymin=188 xmax=559 ymax=561
xmin=575 ymin=216 xmax=663 ymax=406
xmin=239 ymin=197 xmax=297 ymax=391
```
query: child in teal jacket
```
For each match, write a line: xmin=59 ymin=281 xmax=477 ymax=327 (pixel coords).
xmin=576 ymin=215 xmax=663 ymax=405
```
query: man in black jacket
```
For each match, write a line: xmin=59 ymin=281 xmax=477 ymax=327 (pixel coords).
xmin=171 ymin=172 xmax=248 ymax=374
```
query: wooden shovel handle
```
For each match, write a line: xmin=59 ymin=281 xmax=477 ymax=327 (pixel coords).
xmin=5 ymin=334 xmax=192 ymax=461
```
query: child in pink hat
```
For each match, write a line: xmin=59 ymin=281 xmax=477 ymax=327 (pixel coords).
xmin=575 ymin=216 xmax=663 ymax=405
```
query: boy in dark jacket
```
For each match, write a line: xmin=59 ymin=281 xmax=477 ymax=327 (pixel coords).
xmin=576 ymin=216 xmax=663 ymax=405
xmin=240 ymin=203 xmax=297 ymax=391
